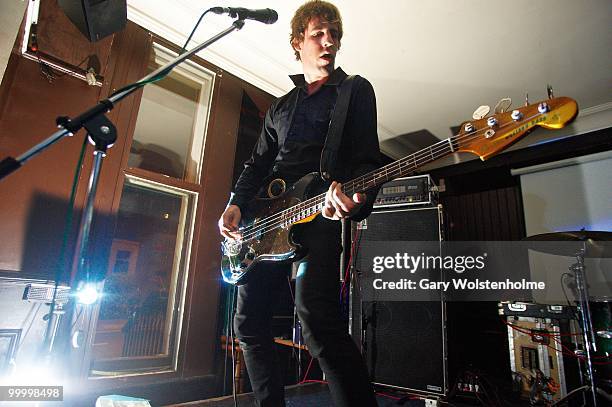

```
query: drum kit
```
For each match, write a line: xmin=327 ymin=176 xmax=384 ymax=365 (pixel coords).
xmin=523 ymin=230 xmax=611 ymax=406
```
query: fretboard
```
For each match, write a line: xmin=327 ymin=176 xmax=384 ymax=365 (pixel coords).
xmin=279 ymin=136 xmax=458 ymax=224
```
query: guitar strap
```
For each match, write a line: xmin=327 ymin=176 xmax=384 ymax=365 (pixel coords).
xmin=319 ymin=74 xmax=362 ymax=181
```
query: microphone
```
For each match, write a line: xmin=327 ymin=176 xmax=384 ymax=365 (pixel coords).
xmin=210 ymin=7 xmax=278 ymax=24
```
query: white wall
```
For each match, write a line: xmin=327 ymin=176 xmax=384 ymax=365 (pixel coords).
xmin=514 ymin=151 xmax=612 ymax=302
xmin=516 ymin=151 xmax=612 ymax=235
xmin=0 ymin=0 xmax=27 ymax=84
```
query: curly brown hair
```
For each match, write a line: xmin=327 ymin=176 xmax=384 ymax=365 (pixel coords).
xmin=290 ymin=1 xmax=343 ymax=61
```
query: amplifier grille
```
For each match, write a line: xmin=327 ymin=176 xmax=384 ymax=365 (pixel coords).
xmin=352 ymin=205 xmax=447 ymax=396
xmin=23 ymin=283 xmax=71 ymax=304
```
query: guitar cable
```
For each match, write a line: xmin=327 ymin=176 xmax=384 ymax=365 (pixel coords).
xmin=222 ymin=284 xmax=232 ymax=395
xmin=229 ymin=284 xmax=239 ymax=407
xmin=286 ymin=276 xmax=302 ymax=381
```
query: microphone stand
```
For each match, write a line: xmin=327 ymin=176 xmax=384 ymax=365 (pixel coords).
xmin=571 ymin=243 xmax=598 ymax=406
xmin=0 ymin=19 xmax=246 ymax=358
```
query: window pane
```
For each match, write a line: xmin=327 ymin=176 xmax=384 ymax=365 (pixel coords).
xmin=90 ymin=176 xmax=196 ymax=376
xmin=128 ymin=44 xmax=214 ymax=183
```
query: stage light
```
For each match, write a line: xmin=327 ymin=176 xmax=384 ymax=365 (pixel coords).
xmin=76 ymin=282 xmax=100 ymax=305
xmin=1 ymin=362 xmax=62 ymax=387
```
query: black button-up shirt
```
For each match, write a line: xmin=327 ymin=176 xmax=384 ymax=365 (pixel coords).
xmin=229 ymin=67 xmax=381 ymax=221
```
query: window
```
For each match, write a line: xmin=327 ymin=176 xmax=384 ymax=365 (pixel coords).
xmin=90 ymin=43 xmax=214 ymax=377
xmin=128 ymin=43 xmax=214 ymax=182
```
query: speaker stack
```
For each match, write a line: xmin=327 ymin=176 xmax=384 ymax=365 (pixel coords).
xmin=350 ymin=175 xmax=449 ymax=397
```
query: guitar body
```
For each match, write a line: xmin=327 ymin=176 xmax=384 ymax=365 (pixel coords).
xmin=221 ymin=172 xmax=325 ymax=285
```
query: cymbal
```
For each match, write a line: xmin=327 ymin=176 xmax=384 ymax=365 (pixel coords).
xmin=523 ymin=231 xmax=612 ymax=258
xmin=523 ymin=231 xmax=612 ymax=242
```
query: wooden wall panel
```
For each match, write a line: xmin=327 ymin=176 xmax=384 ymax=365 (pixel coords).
xmin=441 ymin=184 xmax=525 ymax=241
xmin=36 ymin=0 xmax=114 ymax=77
xmin=0 ymin=53 xmax=101 ymax=276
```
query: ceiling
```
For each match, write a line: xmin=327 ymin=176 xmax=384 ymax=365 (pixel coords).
xmin=126 ymin=0 xmax=612 ymax=161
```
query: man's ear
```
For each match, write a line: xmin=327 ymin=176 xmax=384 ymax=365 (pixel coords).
xmin=292 ymin=38 xmax=302 ymax=53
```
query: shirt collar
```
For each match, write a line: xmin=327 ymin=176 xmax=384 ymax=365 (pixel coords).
xmin=289 ymin=67 xmax=347 ymax=89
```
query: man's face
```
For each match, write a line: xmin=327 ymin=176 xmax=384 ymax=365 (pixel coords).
xmin=294 ymin=16 xmax=340 ymax=75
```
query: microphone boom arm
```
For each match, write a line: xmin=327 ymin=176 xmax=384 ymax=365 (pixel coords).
xmin=0 ymin=19 xmax=245 ymax=180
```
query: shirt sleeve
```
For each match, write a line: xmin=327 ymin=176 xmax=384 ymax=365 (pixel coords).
xmin=228 ymin=104 xmax=278 ymax=213
xmin=346 ymin=78 xmax=382 ymax=222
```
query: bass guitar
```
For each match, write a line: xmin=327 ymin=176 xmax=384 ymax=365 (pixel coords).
xmin=221 ymin=96 xmax=578 ymax=285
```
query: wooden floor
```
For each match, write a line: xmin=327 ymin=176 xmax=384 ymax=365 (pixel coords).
xmin=164 ymin=382 xmax=423 ymax=407
xmin=164 ymin=382 xmax=534 ymax=406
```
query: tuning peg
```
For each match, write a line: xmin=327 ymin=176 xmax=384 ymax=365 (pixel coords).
xmin=472 ymin=105 xmax=490 ymax=120
xmin=511 ymin=110 xmax=523 ymax=121
xmin=547 ymin=84 xmax=554 ymax=99
xmin=494 ymin=97 xmax=512 ymax=114
xmin=524 ymin=93 xmax=529 ymax=106
xmin=538 ymin=102 xmax=549 ymax=113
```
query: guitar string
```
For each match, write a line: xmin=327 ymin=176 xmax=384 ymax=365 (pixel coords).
xmin=235 ymin=133 xmax=468 ymax=240
xmin=236 ymin=140 xmax=450 ymax=241
xmin=235 ymin=110 xmax=544 ymax=241
xmin=236 ymin=130 xmax=493 ymax=242
xmin=236 ymin=139 xmax=453 ymax=242
xmin=237 ymin=110 xmax=542 ymax=241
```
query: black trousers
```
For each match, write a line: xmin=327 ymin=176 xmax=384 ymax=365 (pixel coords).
xmin=233 ymin=216 xmax=378 ymax=407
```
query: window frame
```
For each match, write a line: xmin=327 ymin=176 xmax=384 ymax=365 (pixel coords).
xmin=88 ymin=38 xmax=216 ymax=378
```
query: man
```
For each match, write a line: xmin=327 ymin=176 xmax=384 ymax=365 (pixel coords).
xmin=218 ymin=1 xmax=380 ymax=406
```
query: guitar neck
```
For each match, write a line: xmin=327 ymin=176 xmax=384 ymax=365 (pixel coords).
xmin=344 ymin=137 xmax=457 ymax=196
xmin=259 ymin=96 xmax=578 ymax=236
xmin=301 ymin=137 xmax=457 ymax=214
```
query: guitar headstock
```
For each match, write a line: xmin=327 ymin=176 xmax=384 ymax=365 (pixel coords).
xmin=455 ymin=96 xmax=578 ymax=160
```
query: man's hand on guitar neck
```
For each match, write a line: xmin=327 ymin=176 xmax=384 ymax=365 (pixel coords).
xmin=322 ymin=181 xmax=365 ymax=220
xmin=219 ymin=205 xmax=243 ymax=240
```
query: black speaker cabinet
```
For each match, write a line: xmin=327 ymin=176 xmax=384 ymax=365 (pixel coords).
xmin=58 ymin=0 xmax=127 ymax=42
xmin=351 ymin=205 xmax=448 ymax=396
